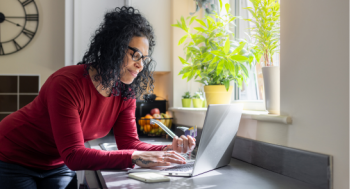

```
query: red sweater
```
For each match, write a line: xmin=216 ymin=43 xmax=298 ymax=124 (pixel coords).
xmin=0 ymin=65 xmax=164 ymax=171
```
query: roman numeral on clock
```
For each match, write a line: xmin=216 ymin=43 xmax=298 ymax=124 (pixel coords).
xmin=21 ymin=0 xmax=34 ymax=6
xmin=22 ymin=29 xmax=35 ymax=39
xmin=13 ymin=40 xmax=22 ymax=51
xmin=0 ymin=43 xmax=4 ymax=55
xmin=26 ymin=14 xmax=38 ymax=21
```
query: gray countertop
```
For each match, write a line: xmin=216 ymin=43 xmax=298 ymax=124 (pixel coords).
xmin=85 ymin=134 xmax=320 ymax=189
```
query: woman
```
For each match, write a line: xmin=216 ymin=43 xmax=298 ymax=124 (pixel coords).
xmin=0 ymin=7 xmax=195 ymax=189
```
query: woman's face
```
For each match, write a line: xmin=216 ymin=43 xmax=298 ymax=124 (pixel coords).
xmin=119 ymin=36 xmax=150 ymax=84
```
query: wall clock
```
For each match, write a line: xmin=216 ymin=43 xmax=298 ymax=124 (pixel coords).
xmin=0 ymin=0 xmax=39 ymax=55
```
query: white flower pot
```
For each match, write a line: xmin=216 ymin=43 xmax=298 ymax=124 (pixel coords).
xmin=262 ymin=66 xmax=280 ymax=114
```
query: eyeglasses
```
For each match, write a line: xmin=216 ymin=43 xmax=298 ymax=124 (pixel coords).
xmin=128 ymin=46 xmax=152 ymax=66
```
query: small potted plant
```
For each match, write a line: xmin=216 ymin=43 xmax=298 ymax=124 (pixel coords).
xmin=192 ymin=90 xmax=205 ymax=108
xmin=244 ymin=0 xmax=280 ymax=114
xmin=182 ymin=91 xmax=192 ymax=108
xmin=172 ymin=0 xmax=258 ymax=105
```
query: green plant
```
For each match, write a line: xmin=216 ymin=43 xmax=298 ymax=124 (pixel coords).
xmin=182 ymin=91 xmax=192 ymax=99
xmin=244 ymin=0 xmax=280 ymax=66
xmin=172 ymin=0 xmax=258 ymax=91
xmin=192 ymin=90 xmax=204 ymax=99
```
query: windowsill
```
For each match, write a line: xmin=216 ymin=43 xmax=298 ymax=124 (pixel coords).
xmin=169 ymin=107 xmax=292 ymax=124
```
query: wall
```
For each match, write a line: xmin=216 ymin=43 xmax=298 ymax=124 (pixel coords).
xmin=153 ymin=73 xmax=173 ymax=108
xmin=132 ymin=0 xmax=173 ymax=107
xmin=0 ymin=0 xmax=65 ymax=86
xmin=237 ymin=0 xmax=349 ymax=188
xmin=70 ymin=0 xmax=125 ymax=66
xmin=172 ymin=0 xmax=204 ymax=108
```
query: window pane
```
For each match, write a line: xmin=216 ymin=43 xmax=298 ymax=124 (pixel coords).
xmin=233 ymin=0 xmax=280 ymax=101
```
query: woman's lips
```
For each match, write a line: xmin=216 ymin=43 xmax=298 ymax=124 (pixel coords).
xmin=128 ymin=70 xmax=138 ymax=77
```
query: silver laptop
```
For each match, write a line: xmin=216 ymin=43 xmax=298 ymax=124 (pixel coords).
xmin=100 ymin=104 xmax=243 ymax=177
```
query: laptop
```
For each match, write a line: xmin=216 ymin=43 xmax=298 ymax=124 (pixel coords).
xmin=100 ymin=104 xmax=243 ymax=177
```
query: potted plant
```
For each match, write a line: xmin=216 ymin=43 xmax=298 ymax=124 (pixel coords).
xmin=182 ymin=91 xmax=192 ymax=108
xmin=172 ymin=0 xmax=258 ymax=105
xmin=192 ymin=90 xmax=205 ymax=108
xmin=244 ymin=0 xmax=280 ymax=114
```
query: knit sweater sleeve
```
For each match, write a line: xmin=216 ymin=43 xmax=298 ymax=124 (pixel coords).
xmin=113 ymin=99 xmax=167 ymax=151
xmin=46 ymin=76 xmax=135 ymax=171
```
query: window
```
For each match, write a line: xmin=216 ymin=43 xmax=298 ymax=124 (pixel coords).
xmin=230 ymin=0 xmax=280 ymax=109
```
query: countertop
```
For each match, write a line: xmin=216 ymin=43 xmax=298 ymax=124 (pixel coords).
xmin=84 ymin=134 xmax=320 ymax=189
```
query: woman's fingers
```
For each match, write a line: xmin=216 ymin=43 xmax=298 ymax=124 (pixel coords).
xmin=188 ymin=135 xmax=196 ymax=151
xmin=156 ymin=151 xmax=186 ymax=166
xmin=181 ymin=135 xmax=189 ymax=153
xmin=132 ymin=151 xmax=186 ymax=168
xmin=172 ymin=135 xmax=197 ymax=153
xmin=176 ymin=137 xmax=184 ymax=153
xmin=172 ymin=136 xmax=179 ymax=152
xmin=165 ymin=151 xmax=185 ymax=161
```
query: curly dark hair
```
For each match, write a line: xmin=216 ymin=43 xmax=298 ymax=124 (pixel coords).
xmin=78 ymin=6 xmax=156 ymax=100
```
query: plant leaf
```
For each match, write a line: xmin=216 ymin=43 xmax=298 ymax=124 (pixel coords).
xmin=187 ymin=68 xmax=196 ymax=81
xmin=236 ymin=76 xmax=243 ymax=89
xmin=208 ymin=59 xmax=218 ymax=73
xmin=178 ymin=56 xmax=189 ymax=65
xmin=182 ymin=71 xmax=190 ymax=80
xmin=216 ymin=60 xmax=224 ymax=76
xmin=171 ymin=23 xmax=182 ymax=29
xmin=178 ymin=35 xmax=188 ymax=45
xmin=195 ymin=19 xmax=207 ymax=28
xmin=178 ymin=66 xmax=192 ymax=75
xmin=231 ymin=42 xmax=246 ymax=54
xmin=225 ymin=3 xmax=230 ymax=14
xmin=180 ymin=16 xmax=188 ymax=32
xmin=203 ymin=53 xmax=214 ymax=62
xmin=194 ymin=27 xmax=206 ymax=32
xmin=211 ymin=50 xmax=225 ymax=57
xmin=224 ymin=37 xmax=230 ymax=54
xmin=230 ymin=55 xmax=248 ymax=62
xmin=239 ymin=63 xmax=249 ymax=78
xmin=224 ymin=79 xmax=230 ymax=91
xmin=189 ymin=16 xmax=197 ymax=25
xmin=225 ymin=60 xmax=235 ymax=76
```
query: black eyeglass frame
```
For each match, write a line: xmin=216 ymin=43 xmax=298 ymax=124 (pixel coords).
xmin=128 ymin=46 xmax=152 ymax=66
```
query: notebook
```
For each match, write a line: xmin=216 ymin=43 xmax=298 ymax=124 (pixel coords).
xmin=128 ymin=104 xmax=243 ymax=177
xmin=128 ymin=172 xmax=170 ymax=183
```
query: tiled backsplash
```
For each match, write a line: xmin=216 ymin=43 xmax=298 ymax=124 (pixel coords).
xmin=0 ymin=75 xmax=39 ymax=121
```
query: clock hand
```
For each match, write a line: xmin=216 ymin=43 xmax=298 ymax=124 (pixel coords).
xmin=5 ymin=19 xmax=22 ymax=27
xmin=4 ymin=16 xmax=25 ymax=18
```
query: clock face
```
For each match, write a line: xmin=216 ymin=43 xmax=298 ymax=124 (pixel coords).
xmin=0 ymin=0 xmax=39 ymax=55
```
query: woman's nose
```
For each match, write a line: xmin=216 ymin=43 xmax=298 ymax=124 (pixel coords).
xmin=135 ymin=59 xmax=143 ymax=68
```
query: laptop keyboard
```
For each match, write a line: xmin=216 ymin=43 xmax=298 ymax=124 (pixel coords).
xmin=160 ymin=161 xmax=195 ymax=172
xmin=181 ymin=153 xmax=196 ymax=160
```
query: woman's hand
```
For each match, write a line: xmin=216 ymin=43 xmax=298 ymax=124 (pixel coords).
xmin=131 ymin=151 xmax=186 ymax=168
xmin=163 ymin=135 xmax=196 ymax=153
